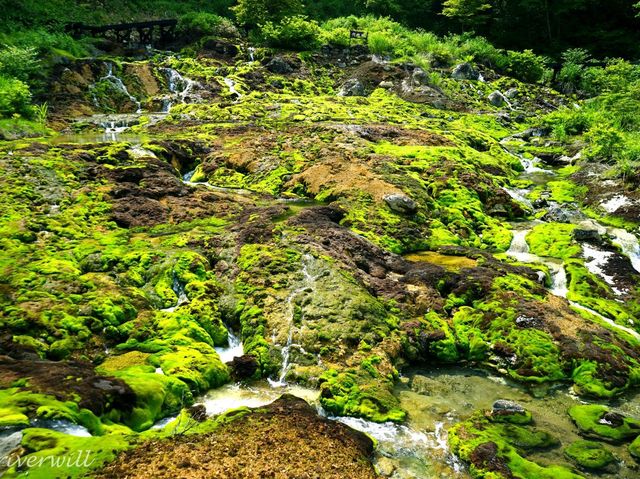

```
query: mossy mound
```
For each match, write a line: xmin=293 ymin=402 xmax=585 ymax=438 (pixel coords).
xmin=448 ymin=409 xmax=581 ymax=479
xmin=629 ymin=435 xmax=640 ymax=460
xmin=564 ymin=440 xmax=616 ymax=470
xmin=568 ymin=405 xmax=640 ymax=443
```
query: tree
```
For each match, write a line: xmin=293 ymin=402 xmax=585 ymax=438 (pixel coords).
xmin=442 ymin=0 xmax=492 ymax=30
xmin=233 ymin=0 xmax=305 ymax=28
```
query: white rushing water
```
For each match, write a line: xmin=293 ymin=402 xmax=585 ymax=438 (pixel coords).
xmin=503 ymin=187 xmax=533 ymax=211
xmin=223 ymin=77 xmax=242 ymax=99
xmin=269 ymin=254 xmax=321 ymax=387
xmin=161 ymin=67 xmax=199 ymax=112
xmin=29 ymin=419 xmax=91 ymax=437
xmin=161 ymin=276 xmax=189 ymax=312
xmin=609 ymin=227 xmax=640 ymax=273
xmin=505 ymin=228 xmax=568 ymax=296
xmin=215 ymin=330 xmax=244 ymax=363
xmin=97 ymin=63 xmax=142 ymax=113
xmin=506 ymin=227 xmax=640 ymax=339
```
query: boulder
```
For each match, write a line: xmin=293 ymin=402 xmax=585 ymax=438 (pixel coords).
xmin=384 ymin=194 xmax=417 ymax=214
xmin=411 ymin=67 xmax=429 ymax=86
xmin=266 ymin=56 xmax=294 ymax=74
xmin=488 ymin=90 xmax=508 ymax=107
xmin=492 ymin=399 xmax=526 ymax=415
xmin=338 ymin=79 xmax=366 ymax=97
xmin=505 ymin=88 xmax=519 ymax=98
xmin=573 ymin=229 xmax=602 ymax=244
xmin=229 ymin=354 xmax=259 ymax=380
xmin=452 ymin=62 xmax=479 ymax=80
xmin=378 ymin=81 xmax=394 ymax=89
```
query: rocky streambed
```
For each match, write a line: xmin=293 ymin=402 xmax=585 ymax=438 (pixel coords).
xmin=1 ymin=42 xmax=640 ymax=479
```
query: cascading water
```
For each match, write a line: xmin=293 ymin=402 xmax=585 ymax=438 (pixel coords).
xmin=214 ymin=330 xmax=244 ymax=363
xmin=248 ymin=47 xmax=255 ymax=62
xmin=97 ymin=63 xmax=142 ymax=113
xmin=161 ymin=276 xmax=189 ymax=313
xmin=161 ymin=67 xmax=199 ymax=112
xmin=223 ymin=77 xmax=242 ymax=99
xmin=269 ymin=254 xmax=322 ymax=387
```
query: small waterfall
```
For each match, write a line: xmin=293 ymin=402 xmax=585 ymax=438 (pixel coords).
xmin=29 ymin=419 xmax=91 ymax=437
xmin=506 ymin=229 xmax=567 ymax=296
xmin=215 ymin=330 xmax=244 ymax=363
xmin=609 ymin=228 xmax=640 ymax=273
xmin=248 ymin=47 xmax=255 ymax=62
xmin=503 ymin=187 xmax=533 ymax=211
xmin=161 ymin=67 xmax=199 ymax=113
xmin=161 ymin=276 xmax=189 ymax=312
xmin=98 ymin=62 xmax=142 ymax=113
xmin=570 ymin=301 xmax=640 ymax=340
xmin=223 ymin=77 xmax=242 ymax=99
xmin=269 ymin=254 xmax=322 ymax=387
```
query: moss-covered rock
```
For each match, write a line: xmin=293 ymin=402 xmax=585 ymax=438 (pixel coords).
xmin=448 ymin=409 xmax=582 ymax=479
xmin=568 ymin=405 xmax=640 ymax=443
xmin=564 ymin=440 xmax=616 ymax=470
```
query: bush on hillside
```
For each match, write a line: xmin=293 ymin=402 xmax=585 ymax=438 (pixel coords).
xmin=178 ymin=12 xmax=239 ymax=39
xmin=0 ymin=46 xmax=40 ymax=82
xmin=261 ymin=16 xmax=321 ymax=51
xmin=0 ymin=75 xmax=32 ymax=118
xmin=498 ymin=49 xmax=550 ymax=84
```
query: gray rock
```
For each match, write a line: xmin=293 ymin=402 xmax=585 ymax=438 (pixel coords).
xmin=543 ymin=205 xmax=582 ymax=223
xmin=492 ymin=400 xmax=526 ymax=415
xmin=452 ymin=62 xmax=479 ymax=81
xmin=384 ymin=193 xmax=417 ymax=214
xmin=338 ymin=78 xmax=366 ymax=97
xmin=378 ymin=81 xmax=394 ymax=89
xmin=573 ymin=229 xmax=602 ymax=244
xmin=412 ymin=67 xmax=429 ymax=86
xmin=265 ymin=56 xmax=293 ymax=74
xmin=505 ymin=88 xmax=519 ymax=98
xmin=488 ymin=90 xmax=508 ymax=107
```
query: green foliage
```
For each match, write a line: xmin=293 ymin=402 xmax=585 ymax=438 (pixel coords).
xmin=233 ymin=0 xmax=304 ymax=27
xmin=0 ymin=75 xmax=32 ymax=118
xmin=0 ymin=45 xmax=40 ymax=82
xmin=261 ymin=16 xmax=322 ymax=51
xmin=498 ymin=50 xmax=550 ymax=84
xmin=584 ymin=125 xmax=624 ymax=161
xmin=442 ymin=0 xmax=492 ymax=28
xmin=177 ymin=12 xmax=239 ymax=39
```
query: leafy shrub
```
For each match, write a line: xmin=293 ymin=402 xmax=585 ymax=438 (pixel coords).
xmin=0 ymin=46 xmax=40 ymax=82
xmin=499 ymin=49 xmax=550 ymax=83
xmin=580 ymin=59 xmax=640 ymax=97
xmin=584 ymin=125 xmax=624 ymax=161
xmin=0 ymin=75 xmax=32 ymax=117
xmin=320 ymin=26 xmax=351 ymax=46
xmin=261 ymin=15 xmax=321 ymax=50
xmin=368 ymin=31 xmax=395 ymax=55
xmin=178 ymin=12 xmax=239 ymax=39
xmin=558 ymin=48 xmax=591 ymax=93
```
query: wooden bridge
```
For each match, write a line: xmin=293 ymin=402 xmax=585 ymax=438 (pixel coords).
xmin=65 ymin=19 xmax=178 ymax=47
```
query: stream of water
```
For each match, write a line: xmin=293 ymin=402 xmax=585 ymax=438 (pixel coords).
xmin=502 ymin=147 xmax=640 ymax=340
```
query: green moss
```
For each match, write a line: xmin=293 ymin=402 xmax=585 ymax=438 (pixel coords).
xmin=629 ymin=435 xmax=640 ymax=460
xmin=1 ymin=428 xmax=131 ymax=479
xmin=527 ymin=223 xmax=580 ymax=259
xmin=564 ymin=440 xmax=616 ymax=470
xmin=449 ymin=410 xmax=582 ymax=479
xmin=568 ymin=405 xmax=640 ymax=442
xmin=0 ymin=388 xmax=103 ymax=435
xmin=319 ymin=368 xmax=405 ymax=423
